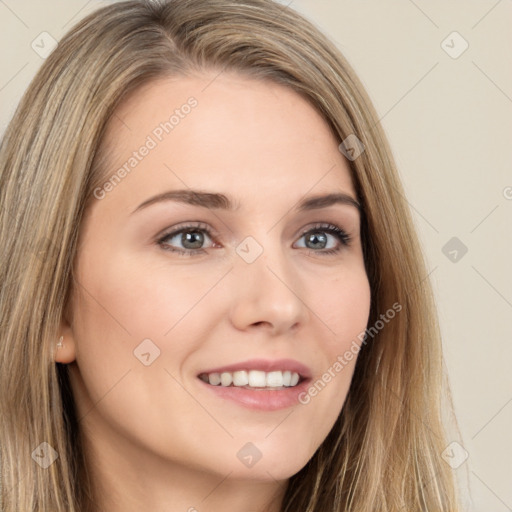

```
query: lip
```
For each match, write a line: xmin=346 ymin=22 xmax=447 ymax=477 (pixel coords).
xmin=197 ymin=375 xmax=312 ymax=411
xmin=197 ymin=358 xmax=312 ymax=379
xmin=196 ymin=358 xmax=312 ymax=411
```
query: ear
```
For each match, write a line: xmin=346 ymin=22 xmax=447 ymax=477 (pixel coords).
xmin=55 ymin=305 xmax=77 ymax=364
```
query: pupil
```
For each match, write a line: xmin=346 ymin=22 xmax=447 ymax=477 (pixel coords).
xmin=183 ymin=231 xmax=203 ymax=249
xmin=307 ymin=232 xmax=326 ymax=249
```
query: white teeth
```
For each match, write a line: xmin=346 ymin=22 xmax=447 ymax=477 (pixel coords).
xmin=233 ymin=370 xmax=249 ymax=386
xmin=248 ymin=370 xmax=266 ymax=387
xmin=220 ymin=372 xmax=232 ymax=386
xmin=208 ymin=373 xmax=221 ymax=386
xmin=200 ymin=370 xmax=302 ymax=388
xmin=266 ymin=371 xmax=283 ymax=387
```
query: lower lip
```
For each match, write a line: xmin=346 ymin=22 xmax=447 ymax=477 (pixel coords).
xmin=197 ymin=378 xmax=311 ymax=411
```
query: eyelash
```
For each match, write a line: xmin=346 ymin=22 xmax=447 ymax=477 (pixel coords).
xmin=156 ymin=222 xmax=351 ymax=257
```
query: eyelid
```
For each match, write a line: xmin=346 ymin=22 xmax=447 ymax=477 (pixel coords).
xmin=298 ymin=222 xmax=350 ymax=239
xmin=155 ymin=221 xmax=218 ymax=249
xmin=156 ymin=221 xmax=217 ymax=240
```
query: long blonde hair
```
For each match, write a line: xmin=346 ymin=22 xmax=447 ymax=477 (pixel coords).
xmin=0 ymin=0 xmax=461 ymax=510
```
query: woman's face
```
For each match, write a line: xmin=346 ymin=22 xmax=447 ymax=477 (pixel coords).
xmin=59 ymin=73 xmax=371 ymax=485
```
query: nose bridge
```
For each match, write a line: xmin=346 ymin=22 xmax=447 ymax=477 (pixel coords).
xmin=229 ymin=231 xmax=309 ymax=333
xmin=236 ymin=230 xmax=290 ymax=287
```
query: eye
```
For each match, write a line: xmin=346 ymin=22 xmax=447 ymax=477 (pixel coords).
xmin=156 ymin=222 xmax=351 ymax=257
xmin=294 ymin=223 xmax=351 ymax=256
xmin=157 ymin=222 xmax=216 ymax=256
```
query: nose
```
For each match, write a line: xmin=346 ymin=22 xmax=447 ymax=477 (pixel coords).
xmin=228 ymin=242 xmax=310 ymax=336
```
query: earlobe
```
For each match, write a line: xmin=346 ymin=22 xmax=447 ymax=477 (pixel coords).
xmin=55 ymin=323 xmax=77 ymax=364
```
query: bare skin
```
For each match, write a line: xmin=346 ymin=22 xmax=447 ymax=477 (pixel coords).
xmin=56 ymin=72 xmax=371 ymax=512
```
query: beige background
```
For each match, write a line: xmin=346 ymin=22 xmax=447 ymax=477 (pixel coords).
xmin=1 ymin=1 xmax=511 ymax=510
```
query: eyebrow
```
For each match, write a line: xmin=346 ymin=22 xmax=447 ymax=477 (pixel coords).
xmin=130 ymin=189 xmax=361 ymax=215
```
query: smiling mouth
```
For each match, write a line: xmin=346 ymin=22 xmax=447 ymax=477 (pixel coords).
xmin=198 ymin=369 xmax=304 ymax=389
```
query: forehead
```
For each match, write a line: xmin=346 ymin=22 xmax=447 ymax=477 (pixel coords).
xmin=96 ymin=72 xmax=355 ymax=212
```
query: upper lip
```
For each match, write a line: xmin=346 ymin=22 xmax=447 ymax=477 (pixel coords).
xmin=197 ymin=358 xmax=312 ymax=379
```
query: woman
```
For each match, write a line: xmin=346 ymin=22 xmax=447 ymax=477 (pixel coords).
xmin=0 ymin=0 xmax=462 ymax=510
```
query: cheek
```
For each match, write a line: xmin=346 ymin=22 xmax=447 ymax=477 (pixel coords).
xmin=71 ymin=250 xmax=232 ymax=384
xmin=296 ymin=268 xmax=370 ymax=439
xmin=69 ymin=254 xmax=220 ymax=446
xmin=75 ymin=245 xmax=222 ymax=335
xmin=312 ymin=268 xmax=371 ymax=345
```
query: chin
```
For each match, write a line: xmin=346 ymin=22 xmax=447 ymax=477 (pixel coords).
xmin=222 ymin=446 xmax=315 ymax=482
